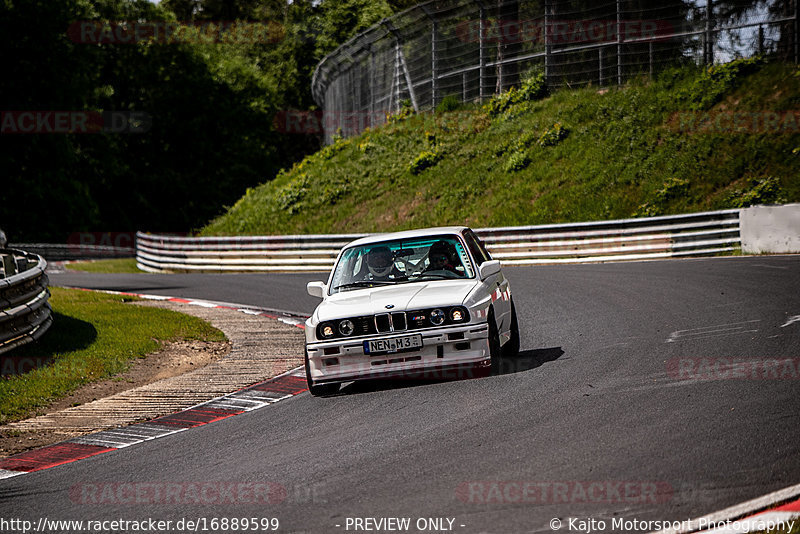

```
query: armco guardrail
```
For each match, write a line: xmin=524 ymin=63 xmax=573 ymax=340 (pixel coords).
xmin=136 ymin=233 xmax=370 ymax=273
xmin=10 ymin=243 xmax=135 ymax=261
xmin=136 ymin=209 xmax=741 ymax=273
xmin=0 ymin=249 xmax=52 ymax=355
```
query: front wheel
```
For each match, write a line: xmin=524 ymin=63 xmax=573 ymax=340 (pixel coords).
xmin=502 ymin=299 xmax=520 ymax=358
xmin=305 ymin=350 xmax=338 ymax=397
xmin=488 ymin=308 xmax=503 ymax=375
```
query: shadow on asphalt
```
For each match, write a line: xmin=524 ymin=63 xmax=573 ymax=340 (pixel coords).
xmin=495 ymin=346 xmax=565 ymax=376
xmin=334 ymin=346 xmax=564 ymax=397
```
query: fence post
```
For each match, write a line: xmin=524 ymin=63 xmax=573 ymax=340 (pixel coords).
xmin=422 ymin=5 xmax=438 ymax=108
xmin=479 ymin=3 xmax=487 ymax=100
xmin=545 ymin=0 xmax=551 ymax=86
xmin=616 ymin=0 xmax=622 ymax=85
xmin=599 ymin=47 xmax=604 ymax=86
xmin=649 ymin=41 xmax=654 ymax=78
xmin=795 ymin=0 xmax=798 ymax=63
xmin=385 ymin=22 xmax=419 ymax=112
xmin=758 ymin=25 xmax=764 ymax=56
xmin=368 ymin=48 xmax=375 ymax=121
xmin=393 ymin=40 xmax=400 ymax=112
xmin=431 ymin=18 xmax=438 ymax=107
xmin=706 ymin=0 xmax=714 ymax=65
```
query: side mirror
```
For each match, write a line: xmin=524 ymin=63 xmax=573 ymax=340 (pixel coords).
xmin=478 ymin=260 xmax=501 ymax=280
xmin=307 ymin=281 xmax=326 ymax=298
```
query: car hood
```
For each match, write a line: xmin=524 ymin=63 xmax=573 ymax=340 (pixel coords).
xmin=315 ymin=279 xmax=479 ymax=322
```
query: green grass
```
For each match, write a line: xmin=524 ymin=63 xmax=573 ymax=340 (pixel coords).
xmin=65 ymin=258 xmax=142 ymax=274
xmin=201 ymin=60 xmax=800 ymax=236
xmin=0 ymin=287 xmax=226 ymax=424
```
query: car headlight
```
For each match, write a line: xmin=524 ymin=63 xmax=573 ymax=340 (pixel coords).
xmin=320 ymin=323 xmax=335 ymax=339
xmin=339 ymin=319 xmax=355 ymax=336
xmin=430 ymin=308 xmax=445 ymax=326
xmin=450 ymin=307 xmax=467 ymax=322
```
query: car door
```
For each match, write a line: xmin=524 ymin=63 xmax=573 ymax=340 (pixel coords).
xmin=463 ymin=230 xmax=512 ymax=341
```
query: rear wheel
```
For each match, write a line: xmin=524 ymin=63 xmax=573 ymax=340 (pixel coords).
xmin=305 ymin=350 xmax=339 ymax=397
xmin=502 ymin=299 xmax=520 ymax=358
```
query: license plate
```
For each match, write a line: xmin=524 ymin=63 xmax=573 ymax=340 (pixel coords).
xmin=364 ymin=334 xmax=423 ymax=355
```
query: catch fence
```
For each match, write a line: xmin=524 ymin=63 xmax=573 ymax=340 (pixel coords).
xmin=312 ymin=0 xmax=798 ymax=142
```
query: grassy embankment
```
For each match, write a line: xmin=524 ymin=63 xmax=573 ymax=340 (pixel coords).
xmin=0 ymin=287 xmax=225 ymax=424
xmin=65 ymin=258 xmax=141 ymax=273
xmin=202 ymin=59 xmax=800 ymax=236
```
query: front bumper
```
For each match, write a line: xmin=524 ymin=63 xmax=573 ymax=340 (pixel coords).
xmin=306 ymin=322 xmax=490 ymax=384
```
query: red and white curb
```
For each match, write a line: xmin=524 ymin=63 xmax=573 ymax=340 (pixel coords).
xmin=656 ymin=483 xmax=800 ymax=534
xmin=0 ymin=290 xmax=310 ymax=481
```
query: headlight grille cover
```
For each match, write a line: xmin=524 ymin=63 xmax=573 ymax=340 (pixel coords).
xmin=316 ymin=307 xmax=470 ymax=340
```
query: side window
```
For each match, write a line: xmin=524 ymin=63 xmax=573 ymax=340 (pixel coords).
xmin=464 ymin=231 xmax=490 ymax=266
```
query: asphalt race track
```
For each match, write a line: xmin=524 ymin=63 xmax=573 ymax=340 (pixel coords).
xmin=2 ymin=256 xmax=799 ymax=533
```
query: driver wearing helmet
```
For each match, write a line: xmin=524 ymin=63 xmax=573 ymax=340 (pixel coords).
xmin=364 ymin=245 xmax=402 ymax=280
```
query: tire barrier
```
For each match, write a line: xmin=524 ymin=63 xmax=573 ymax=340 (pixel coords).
xmin=0 ymin=249 xmax=52 ymax=356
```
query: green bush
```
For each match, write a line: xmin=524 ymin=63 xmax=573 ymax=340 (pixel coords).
xmin=484 ymin=71 xmax=548 ymax=117
xmin=682 ymin=57 xmax=765 ymax=110
xmin=504 ymin=151 xmax=531 ymax=172
xmin=538 ymin=123 xmax=569 ymax=146
xmin=654 ymin=177 xmax=691 ymax=203
xmin=436 ymin=95 xmax=462 ymax=113
xmin=409 ymin=151 xmax=443 ymax=174
xmin=387 ymin=100 xmax=415 ymax=124
xmin=276 ymin=173 xmax=310 ymax=214
xmin=724 ymin=177 xmax=785 ymax=208
xmin=634 ymin=177 xmax=691 ymax=216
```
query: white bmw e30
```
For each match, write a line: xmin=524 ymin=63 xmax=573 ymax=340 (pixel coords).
xmin=304 ymin=226 xmax=520 ymax=396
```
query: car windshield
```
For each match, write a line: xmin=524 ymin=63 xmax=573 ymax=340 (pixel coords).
xmin=329 ymin=235 xmax=475 ymax=294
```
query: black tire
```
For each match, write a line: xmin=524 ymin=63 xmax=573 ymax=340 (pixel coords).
xmin=502 ymin=299 xmax=520 ymax=359
xmin=488 ymin=308 xmax=503 ymax=375
xmin=305 ymin=350 xmax=338 ymax=397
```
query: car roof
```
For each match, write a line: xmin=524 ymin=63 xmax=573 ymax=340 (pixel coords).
xmin=343 ymin=227 xmax=470 ymax=249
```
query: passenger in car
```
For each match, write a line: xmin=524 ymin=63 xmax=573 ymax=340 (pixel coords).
xmin=425 ymin=241 xmax=463 ymax=276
